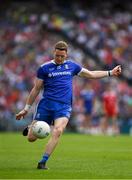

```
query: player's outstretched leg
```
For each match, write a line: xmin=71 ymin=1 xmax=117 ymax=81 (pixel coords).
xmin=37 ymin=117 xmax=68 ymax=170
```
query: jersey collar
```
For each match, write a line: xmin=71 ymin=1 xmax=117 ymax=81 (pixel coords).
xmin=51 ymin=60 xmax=67 ymax=65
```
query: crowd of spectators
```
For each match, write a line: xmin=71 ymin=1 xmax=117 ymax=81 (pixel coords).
xmin=42 ymin=1 xmax=132 ymax=81
xmin=0 ymin=1 xmax=132 ymax=134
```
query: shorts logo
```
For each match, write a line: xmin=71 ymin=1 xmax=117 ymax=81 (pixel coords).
xmin=36 ymin=113 xmax=40 ymax=118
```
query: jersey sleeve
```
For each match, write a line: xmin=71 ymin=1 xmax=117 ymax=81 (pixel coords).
xmin=36 ymin=67 xmax=45 ymax=80
xmin=73 ymin=62 xmax=82 ymax=76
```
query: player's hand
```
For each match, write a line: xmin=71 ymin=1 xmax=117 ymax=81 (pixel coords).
xmin=111 ymin=65 xmax=121 ymax=76
xmin=16 ymin=109 xmax=28 ymax=120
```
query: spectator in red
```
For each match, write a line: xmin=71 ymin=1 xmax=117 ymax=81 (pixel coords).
xmin=101 ymin=83 xmax=119 ymax=135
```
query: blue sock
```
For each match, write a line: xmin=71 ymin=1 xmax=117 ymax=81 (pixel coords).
xmin=39 ymin=153 xmax=50 ymax=163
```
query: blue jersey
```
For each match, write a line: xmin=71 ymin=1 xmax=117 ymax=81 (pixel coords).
xmin=81 ymin=89 xmax=95 ymax=113
xmin=37 ymin=60 xmax=82 ymax=105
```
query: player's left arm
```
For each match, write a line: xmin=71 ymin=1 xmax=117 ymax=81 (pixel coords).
xmin=79 ymin=65 xmax=121 ymax=79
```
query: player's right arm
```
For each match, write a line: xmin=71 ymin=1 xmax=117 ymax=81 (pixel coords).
xmin=16 ymin=78 xmax=43 ymax=120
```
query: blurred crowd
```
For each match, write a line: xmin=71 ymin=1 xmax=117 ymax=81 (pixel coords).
xmin=0 ymin=0 xmax=132 ymax=134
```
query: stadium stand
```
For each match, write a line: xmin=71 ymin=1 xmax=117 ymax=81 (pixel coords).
xmin=0 ymin=0 xmax=131 ymax=134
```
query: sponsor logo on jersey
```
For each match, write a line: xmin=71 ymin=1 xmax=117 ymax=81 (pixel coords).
xmin=48 ymin=71 xmax=71 ymax=77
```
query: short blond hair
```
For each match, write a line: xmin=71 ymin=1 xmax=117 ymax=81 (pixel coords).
xmin=54 ymin=41 xmax=68 ymax=52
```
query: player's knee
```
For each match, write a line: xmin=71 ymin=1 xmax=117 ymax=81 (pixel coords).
xmin=27 ymin=136 xmax=37 ymax=142
xmin=53 ymin=127 xmax=63 ymax=138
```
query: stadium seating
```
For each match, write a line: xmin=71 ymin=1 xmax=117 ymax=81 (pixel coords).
xmin=0 ymin=0 xmax=131 ymax=134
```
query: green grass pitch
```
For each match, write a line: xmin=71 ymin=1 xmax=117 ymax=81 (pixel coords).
xmin=0 ymin=133 xmax=132 ymax=179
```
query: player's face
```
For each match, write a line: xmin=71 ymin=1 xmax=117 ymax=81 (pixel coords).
xmin=54 ymin=49 xmax=67 ymax=64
